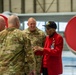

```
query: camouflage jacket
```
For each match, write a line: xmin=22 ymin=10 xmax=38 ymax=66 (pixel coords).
xmin=23 ymin=28 xmax=46 ymax=48
xmin=0 ymin=27 xmax=35 ymax=75
xmin=23 ymin=27 xmax=46 ymax=74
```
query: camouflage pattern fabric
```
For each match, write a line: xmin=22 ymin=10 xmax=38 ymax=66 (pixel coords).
xmin=0 ymin=27 xmax=35 ymax=75
xmin=23 ymin=28 xmax=46 ymax=75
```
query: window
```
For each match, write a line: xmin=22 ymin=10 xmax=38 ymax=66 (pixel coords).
xmin=20 ymin=23 xmax=24 ymax=30
xmin=59 ymin=22 xmax=67 ymax=32
xmin=24 ymin=21 xmax=28 ymax=29
xmin=36 ymin=21 xmax=45 ymax=32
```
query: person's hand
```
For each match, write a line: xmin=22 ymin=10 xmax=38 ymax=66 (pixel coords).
xmin=29 ymin=70 xmax=36 ymax=75
xmin=33 ymin=46 xmax=43 ymax=52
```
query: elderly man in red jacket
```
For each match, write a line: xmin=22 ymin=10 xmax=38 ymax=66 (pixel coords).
xmin=33 ymin=21 xmax=63 ymax=75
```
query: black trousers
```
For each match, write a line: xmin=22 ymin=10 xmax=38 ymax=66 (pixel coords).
xmin=42 ymin=67 xmax=48 ymax=75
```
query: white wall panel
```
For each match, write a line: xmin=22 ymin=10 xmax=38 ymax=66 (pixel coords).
xmin=11 ymin=0 xmax=21 ymax=13
xmin=3 ymin=0 xmax=76 ymax=13
xmin=73 ymin=0 xmax=76 ymax=12
xmin=36 ymin=5 xmax=43 ymax=13
xmin=59 ymin=0 xmax=71 ymax=12
xmin=25 ymin=0 xmax=33 ymax=13
xmin=45 ymin=0 xmax=57 ymax=12
xmin=3 ymin=0 xmax=10 ymax=11
xmin=36 ymin=0 xmax=43 ymax=5
xmin=36 ymin=0 xmax=44 ymax=13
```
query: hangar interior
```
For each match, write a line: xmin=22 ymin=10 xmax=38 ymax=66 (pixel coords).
xmin=1 ymin=11 xmax=76 ymax=75
xmin=0 ymin=0 xmax=76 ymax=75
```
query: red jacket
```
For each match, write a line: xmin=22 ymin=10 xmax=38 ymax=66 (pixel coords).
xmin=35 ymin=32 xmax=63 ymax=75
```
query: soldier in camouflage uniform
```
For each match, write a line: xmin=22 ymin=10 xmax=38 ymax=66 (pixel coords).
xmin=23 ymin=17 xmax=46 ymax=75
xmin=0 ymin=15 xmax=36 ymax=75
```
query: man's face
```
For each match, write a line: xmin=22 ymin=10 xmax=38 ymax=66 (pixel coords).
xmin=27 ymin=20 xmax=36 ymax=32
xmin=45 ymin=27 xmax=55 ymax=36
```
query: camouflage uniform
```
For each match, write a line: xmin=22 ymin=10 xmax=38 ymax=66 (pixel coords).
xmin=23 ymin=27 xmax=46 ymax=75
xmin=0 ymin=27 xmax=36 ymax=75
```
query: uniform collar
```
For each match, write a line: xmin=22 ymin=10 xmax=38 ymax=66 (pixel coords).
xmin=26 ymin=27 xmax=40 ymax=34
xmin=6 ymin=27 xmax=17 ymax=31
